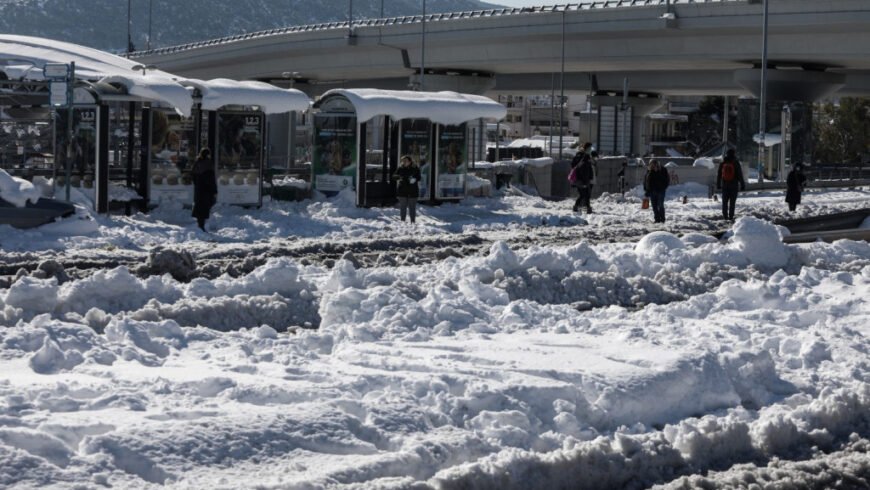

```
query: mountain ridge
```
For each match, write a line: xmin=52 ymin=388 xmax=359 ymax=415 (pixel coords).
xmin=0 ymin=0 xmax=502 ymax=51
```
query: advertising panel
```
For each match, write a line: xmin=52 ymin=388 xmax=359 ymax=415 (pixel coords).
xmin=435 ymin=123 xmax=467 ymax=199
xmin=217 ymin=112 xmax=263 ymax=205
xmin=312 ymin=114 xmax=357 ymax=196
xmin=399 ymin=119 xmax=431 ymax=200
xmin=150 ymin=112 xmax=198 ymax=205
xmin=55 ymin=106 xmax=98 ymax=191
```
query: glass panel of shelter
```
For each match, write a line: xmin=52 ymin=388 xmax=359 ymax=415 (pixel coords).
xmin=107 ymin=102 xmax=144 ymax=210
xmin=216 ymin=111 xmax=264 ymax=206
xmin=150 ymin=108 xmax=265 ymax=208
xmin=150 ymin=110 xmax=203 ymax=206
xmin=54 ymin=106 xmax=98 ymax=193
xmin=0 ymin=109 xmax=54 ymax=181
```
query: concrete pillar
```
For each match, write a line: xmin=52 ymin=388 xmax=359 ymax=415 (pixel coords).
xmin=408 ymin=73 xmax=495 ymax=95
xmin=590 ymin=94 xmax=664 ymax=156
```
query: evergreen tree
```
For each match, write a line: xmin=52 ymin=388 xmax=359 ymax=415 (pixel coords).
xmin=813 ymin=98 xmax=870 ymax=164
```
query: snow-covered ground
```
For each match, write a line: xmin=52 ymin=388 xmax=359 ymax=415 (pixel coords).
xmin=1 ymin=185 xmax=869 ymax=489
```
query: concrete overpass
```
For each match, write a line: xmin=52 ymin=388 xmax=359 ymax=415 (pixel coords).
xmin=134 ymin=0 xmax=870 ymax=99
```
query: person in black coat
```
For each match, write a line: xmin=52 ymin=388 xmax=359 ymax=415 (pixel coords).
xmin=785 ymin=163 xmax=808 ymax=212
xmin=571 ymin=142 xmax=595 ymax=213
xmin=191 ymin=148 xmax=218 ymax=232
xmin=643 ymin=159 xmax=670 ymax=223
xmin=394 ymin=155 xmax=422 ymax=223
xmin=716 ymin=149 xmax=746 ymax=220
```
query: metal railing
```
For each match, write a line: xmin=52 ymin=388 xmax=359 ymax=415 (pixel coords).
xmin=131 ymin=0 xmax=745 ymax=58
xmin=805 ymin=166 xmax=870 ymax=182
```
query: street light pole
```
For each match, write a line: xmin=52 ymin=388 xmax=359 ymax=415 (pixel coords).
xmin=421 ymin=0 xmax=426 ymax=91
xmin=148 ymin=0 xmax=153 ymax=51
xmin=127 ymin=0 xmax=133 ymax=55
xmin=558 ymin=7 xmax=566 ymax=162
xmin=757 ymin=0 xmax=769 ymax=183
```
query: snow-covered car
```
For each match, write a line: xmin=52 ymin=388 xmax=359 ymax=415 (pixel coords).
xmin=0 ymin=196 xmax=75 ymax=229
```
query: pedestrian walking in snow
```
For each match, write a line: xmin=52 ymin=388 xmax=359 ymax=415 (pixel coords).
xmin=570 ymin=142 xmax=595 ymax=214
xmin=191 ymin=148 xmax=218 ymax=232
xmin=716 ymin=149 xmax=746 ymax=221
xmin=785 ymin=163 xmax=808 ymax=212
xmin=644 ymin=159 xmax=670 ymax=223
xmin=394 ymin=155 xmax=421 ymax=223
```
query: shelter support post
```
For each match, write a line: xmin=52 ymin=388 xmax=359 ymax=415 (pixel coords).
xmin=207 ymin=111 xmax=217 ymax=165
xmin=389 ymin=118 xmax=399 ymax=189
xmin=428 ymin=124 xmax=438 ymax=204
xmin=65 ymin=62 xmax=76 ymax=202
xmin=382 ymin=116 xmax=390 ymax=184
xmin=357 ymin=121 xmax=367 ymax=207
xmin=289 ymin=111 xmax=296 ymax=167
xmin=125 ymin=101 xmax=136 ymax=216
xmin=495 ymin=120 xmax=500 ymax=163
xmin=477 ymin=118 xmax=484 ymax=170
xmin=193 ymin=104 xmax=203 ymax=155
xmin=96 ymin=105 xmax=110 ymax=214
xmin=139 ymin=106 xmax=151 ymax=212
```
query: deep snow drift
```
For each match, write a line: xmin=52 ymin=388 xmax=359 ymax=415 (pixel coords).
xmin=0 ymin=187 xmax=869 ymax=489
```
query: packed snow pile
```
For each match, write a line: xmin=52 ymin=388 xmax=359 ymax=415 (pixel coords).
xmin=1 ymin=202 xmax=869 ymax=488
xmin=693 ymin=157 xmax=716 ymax=169
xmin=0 ymin=168 xmax=42 ymax=207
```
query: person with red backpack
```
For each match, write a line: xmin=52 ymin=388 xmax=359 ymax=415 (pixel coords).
xmin=716 ymin=149 xmax=746 ymax=220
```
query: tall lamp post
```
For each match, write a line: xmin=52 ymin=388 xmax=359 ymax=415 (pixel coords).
xmin=126 ymin=0 xmax=133 ymax=55
xmin=147 ymin=0 xmax=153 ymax=51
xmin=558 ymin=6 xmax=566 ymax=162
xmin=757 ymin=0 xmax=769 ymax=183
xmin=420 ymin=0 xmax=427 ymax=91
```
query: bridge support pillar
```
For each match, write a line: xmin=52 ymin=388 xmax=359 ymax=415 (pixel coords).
xmin=734 ymin=67 xmax=846 ymax=178
xmin=589 ymin=94 xmax=664 ymax=156
xmin=409 ymin=73 xmax=495 ymax=95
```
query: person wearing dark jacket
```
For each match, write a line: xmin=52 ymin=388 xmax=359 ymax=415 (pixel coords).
xmin=644 ymin=159 xmax=670 ymax=223
xmin=191 ymin=148 xmax=218 ymax=232
xmin=571 ymin=142 xmax=595 ymax=213
xmin=716 ymin=149 xmax=746 ymax=221
xmin=785 ymin=163 xmax=808 ymax=212
xmin=394 ymin=155 xmax=422 ymax=223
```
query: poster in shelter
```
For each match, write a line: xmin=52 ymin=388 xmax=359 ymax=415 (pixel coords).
xmin=312 ymin=114 xmax=357 ymax=196
xmin=55 ymin=106 xmax=98 ymax=190
xmin=217 ymin=112 xmax=263 ymax=205
xmin=399 ymin=119 xmax=431 ymax=200
xmin=436 ymin=123 xmax=467 ymax=199
xmin=150 ymin=112 xmax=200 ymax=205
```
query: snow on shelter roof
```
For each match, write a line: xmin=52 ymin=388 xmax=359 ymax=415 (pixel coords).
xmin=0 ymin=35 xmax=310 ymax=116
xmin=182 ymin=79 xmax=310 ymax=114
xmin=321 ymin=89 xmax=506 ymax=125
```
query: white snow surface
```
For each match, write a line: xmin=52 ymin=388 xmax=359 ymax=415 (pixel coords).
xmin=692 ymin=157 xmax=716 ymax=169
xmin=1 ymin=187 xmax=869 ymax=488
xmin=183 ymin=78 xmax=311 ymax=114
xmin=323 ymin=89 xmax=507 ymax=125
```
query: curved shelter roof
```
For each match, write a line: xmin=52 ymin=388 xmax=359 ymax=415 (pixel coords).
xmin=319 ymin=89 xmax=506 ymax=125
xmin=183 ymin=78 xmax=311 ymax=114
xmin=0 ymin=35 xmax=310 ymax=116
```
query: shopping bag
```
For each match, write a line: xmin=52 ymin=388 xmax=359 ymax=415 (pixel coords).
xmin=641 ymin=197 xmax=650 ymax=209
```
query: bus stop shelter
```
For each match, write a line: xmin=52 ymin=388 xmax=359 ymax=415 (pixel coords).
xmin=311 ymin=89 xmax=505 ymax=207
xmin=0 ymin=35 xmax=310 ymax=213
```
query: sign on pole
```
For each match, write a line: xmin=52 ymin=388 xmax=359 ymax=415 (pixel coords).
xmin=50 ymin=81 xmax=68 ymax=106
xmin=43 ymin=63 xmax=69 ymax=79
